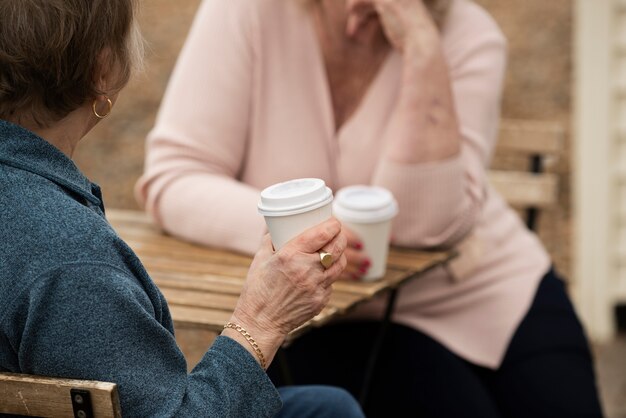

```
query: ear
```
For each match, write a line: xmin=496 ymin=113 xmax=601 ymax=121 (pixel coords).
xmin=93 ymin=47 xmax=116 ymax=98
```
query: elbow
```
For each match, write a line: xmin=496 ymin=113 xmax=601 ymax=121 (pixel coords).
xmin=134 ymin=172 xmax=176 ymax=229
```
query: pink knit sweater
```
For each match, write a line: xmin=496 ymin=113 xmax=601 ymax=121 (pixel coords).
xmin=136 ymin=0 xmax=551 ymax=369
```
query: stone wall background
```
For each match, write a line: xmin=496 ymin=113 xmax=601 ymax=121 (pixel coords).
xmin=75 ymin=0 xmax=573 ymax=276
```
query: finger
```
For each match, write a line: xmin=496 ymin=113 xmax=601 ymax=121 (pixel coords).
xmin=321 ymin=229 xmax=348 ymax=258
xmin=345 ymin=0 xmax=377 ymax=37
xmin=347 ymin=244 xmax=369 ymax=265
xmin=340 ymin=244 xmax=373 ymax=280
xmin=342 ymin=226 xmax=364 ymax=250
xmin=286 ymin=217 xmax=342 ymax=254
xmin=341 ymin=266 xmax=368 ymax=281
xmin=316 ymin=229 xmax=346 ymax=269
xmin=346 ymin=13 xmax=361 ymax=37
xmin=338 ymin=271 xmax=359 ymax=281
xmin=323 ymin=253 xmax=348 ymax=286
xmin=346 ymin=0 xmax=375 ymax=14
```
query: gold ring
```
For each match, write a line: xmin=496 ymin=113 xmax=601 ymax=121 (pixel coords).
xmin=319 ymin=251 xmax=333 ymax=269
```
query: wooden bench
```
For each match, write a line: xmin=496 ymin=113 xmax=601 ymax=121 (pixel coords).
xmin=0 ymin=372 xmax=121 ymax=417
xmin=489 ymin=119 xmax=565 ymax=230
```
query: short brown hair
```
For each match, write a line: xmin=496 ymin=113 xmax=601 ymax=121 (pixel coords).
xmin=0 ymin=0 xmax=143 ymax=127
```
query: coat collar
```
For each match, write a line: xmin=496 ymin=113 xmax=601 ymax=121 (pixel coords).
xmin=0 ymin=119 xmax=103 ymax=208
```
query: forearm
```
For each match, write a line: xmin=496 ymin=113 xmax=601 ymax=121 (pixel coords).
xmin=155 ymin=174 xmax=266 ymax=255
xmin=384 ymin=40 xmax=460 ymax=164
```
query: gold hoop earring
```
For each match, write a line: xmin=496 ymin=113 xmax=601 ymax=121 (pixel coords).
xmin=92 ymin=97 xmax=113 ymax=119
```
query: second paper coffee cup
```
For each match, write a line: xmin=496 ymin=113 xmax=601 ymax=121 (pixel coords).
xmin=333 ymin=185 xmax=398 ymax=281
xmin=258 ymin=178 xmax=333 ymax=250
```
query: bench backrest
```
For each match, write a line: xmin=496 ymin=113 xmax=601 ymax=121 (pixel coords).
xmin=489 ymin=119 xmax=565 ymax=230
xmin=0 ymin=372 xmax=122 ymax=418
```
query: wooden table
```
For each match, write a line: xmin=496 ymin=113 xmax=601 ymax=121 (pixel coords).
xmin=107 ymin=209 xmax=454 ymax=342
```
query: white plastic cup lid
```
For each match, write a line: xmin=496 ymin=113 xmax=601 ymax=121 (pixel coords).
xmin=258 ymin=178 xmax=334 ymax=217
xmin=333 ymin=185 xmax=398 ymax=223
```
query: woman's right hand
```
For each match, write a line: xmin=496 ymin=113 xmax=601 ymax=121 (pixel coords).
xmin=225 ymin=218 xmax=347 ymax=366
xmin=338 ymin=226 xmax=372 ymax=281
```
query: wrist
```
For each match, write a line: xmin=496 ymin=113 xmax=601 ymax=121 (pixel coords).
xmin=223 ymin=322 xmax=269 ymax=369
xmin=401 ymin=28 xmax=443 ymax=72
xmin=224 ymin=311 xmax=285 ymax=369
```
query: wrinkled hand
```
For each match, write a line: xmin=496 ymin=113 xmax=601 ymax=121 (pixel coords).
xmin=233 ymin=218 xmax=347 ymax=340
xmin=346 ymin=0 xmax=439 ymax=54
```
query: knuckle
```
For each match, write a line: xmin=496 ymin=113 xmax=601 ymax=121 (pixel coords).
xmin=276 ymin=248 xmax=295 ymax=266
xmin=318 ymin=228 xmax=333 ymax=244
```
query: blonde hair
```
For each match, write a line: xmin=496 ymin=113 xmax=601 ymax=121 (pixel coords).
xmin=0 ymin=0 xmax=144 ymax=127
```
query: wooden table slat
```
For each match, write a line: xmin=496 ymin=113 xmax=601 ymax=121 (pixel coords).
xmin=119 ymin=234 xmax=253 ymax=267
xmin=152 ymin=273 xmax=245 ymax=294
xmin=161 ymin=288 xmax=240 ymax=311
xmin=137 ymin=255 xmax=251 ymax=278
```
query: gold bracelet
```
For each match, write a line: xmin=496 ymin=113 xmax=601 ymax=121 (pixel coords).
xmin=223 ymin=322 xmax=267 ymax=370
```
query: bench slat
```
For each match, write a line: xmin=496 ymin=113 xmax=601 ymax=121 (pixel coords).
xmin=0 ymin=373 xmax=121 ymax=418
xmin=498 ymin=119 xmax=565 ymax=155
xmin=488 ymin=171 xmax=559 ymax=208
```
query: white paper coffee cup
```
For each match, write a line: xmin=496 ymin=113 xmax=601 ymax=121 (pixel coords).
xmin=258 ymin=178 xmax=333 ymax=250
xmin=333 ymin=186 xmax=398 ymax=281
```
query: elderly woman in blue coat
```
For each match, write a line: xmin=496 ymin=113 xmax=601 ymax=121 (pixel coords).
xmin=0 ymin=1 xmax=363 ymax=417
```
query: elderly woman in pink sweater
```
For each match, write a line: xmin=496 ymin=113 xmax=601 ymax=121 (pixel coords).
xmin=137 ymin=0 xmax=603 ymax=416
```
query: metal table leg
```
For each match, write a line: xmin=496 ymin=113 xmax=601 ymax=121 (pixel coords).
xmin=358 ymin=287 xmax=399 ymax=406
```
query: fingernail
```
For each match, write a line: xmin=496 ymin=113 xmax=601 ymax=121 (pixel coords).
xmin=359 ymin=266 xmax=368 ymax=274
xmin=351 ymin=273 xmax=361 ymax=281
xmin=361 ymin=259 xmax=371 ymax=268
xmin=355 ymin=242 xmax=363 ymax=250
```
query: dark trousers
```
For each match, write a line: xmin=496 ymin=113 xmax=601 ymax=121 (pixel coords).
xmin=268 ymin=270 xmax=604 ymax=418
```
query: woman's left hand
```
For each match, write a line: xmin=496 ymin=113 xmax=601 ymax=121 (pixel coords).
xmin=346 ymin=0 xmax=440 ymax=55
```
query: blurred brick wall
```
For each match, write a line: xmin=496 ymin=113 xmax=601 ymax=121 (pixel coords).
xmin=75 ymin=0 xmax=573 ymax=276
xmin=475 ymin=0 xmax=572 ymax=278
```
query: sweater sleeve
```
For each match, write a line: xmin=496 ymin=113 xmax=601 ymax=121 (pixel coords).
xmin=135 ymin=0 xmax=266 ymax=255
xmin=18 ymin=264 xmax=281 ymax=417
xmin=372 ymin=7 xmax=507 ymax=249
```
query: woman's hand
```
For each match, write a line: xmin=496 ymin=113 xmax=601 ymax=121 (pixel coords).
xmin=225 ymin=218 xmax=347 ymax=366
xmin=346 ymin=0 xmax=440 ymax=56
xmin=346 ymin=0 xmax=460 ymax=164
xmin=338 ymin=226 xmax=372 ymax=281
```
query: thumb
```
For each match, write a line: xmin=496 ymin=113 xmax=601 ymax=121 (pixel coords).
xmin=250 ymin=233 xmax=275 ymax=268
xmin=258 ymin=233 xmax=275 ymax=255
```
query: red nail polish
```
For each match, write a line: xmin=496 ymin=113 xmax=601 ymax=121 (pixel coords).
xmin=362 ymin=259 xmax=371 ymax=268
xmin=355 ymin=242 xmax=363 ymax=250
xmin=359 ymin=266 xmax=368 ymax=274
xmin=351 ymin=273 xmax=361 ymax=280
